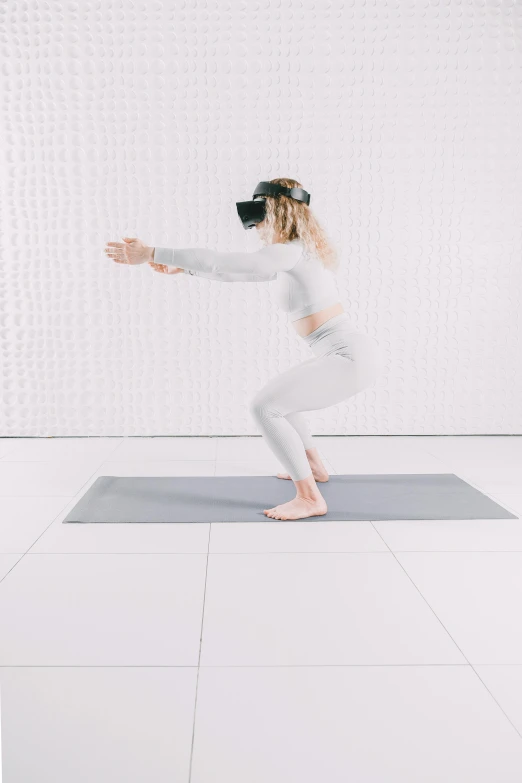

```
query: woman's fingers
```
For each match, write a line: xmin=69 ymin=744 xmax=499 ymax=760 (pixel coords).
xmin=105 ymin=242 xmax=125 ymax=259
xmin=149 ymin=262 xmax=170 ymax=273
xmin=104 ymin=243 xmax=175 ymax=271
xmin=104 ymin=237 xmax=149 ymax=265
xmin=105 ymin=242 xmax=126 ymax=264
xmin=105 ymin=249 xmax=127 ymax=263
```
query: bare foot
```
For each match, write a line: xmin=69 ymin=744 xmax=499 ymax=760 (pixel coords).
xmin=277 ymin=448 xmax=329 ymax=482
xmin=263 ymin=495 xmax=327 ymax=520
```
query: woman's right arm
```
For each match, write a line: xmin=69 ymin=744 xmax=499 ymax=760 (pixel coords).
xmin=152 ymin=242 xmax=301 ymax=280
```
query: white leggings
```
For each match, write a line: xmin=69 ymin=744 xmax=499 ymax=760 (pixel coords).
xmin=249 ymin=314 xmax=382 ymax=481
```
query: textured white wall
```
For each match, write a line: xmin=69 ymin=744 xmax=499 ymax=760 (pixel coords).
xmin=1 ymin=1 xmax=521 ymax=436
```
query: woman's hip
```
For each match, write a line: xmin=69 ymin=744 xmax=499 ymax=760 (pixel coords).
xmin=304 ymin=315 xmax=381 ymax=363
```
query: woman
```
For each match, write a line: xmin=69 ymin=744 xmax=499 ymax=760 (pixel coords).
xmin=105 ymin=177 xmax=382 ymax=520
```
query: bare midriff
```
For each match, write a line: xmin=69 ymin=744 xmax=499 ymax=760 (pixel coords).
xmin=291 ymin=301 xmax=345 ymax=338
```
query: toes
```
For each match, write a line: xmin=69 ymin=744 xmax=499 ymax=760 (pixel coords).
xmin=264 ymin=504 xmax=289 ymax=519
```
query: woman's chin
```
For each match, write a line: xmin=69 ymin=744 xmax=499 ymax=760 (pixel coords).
xmin=256 ymin=226 xmax=273 ymax=244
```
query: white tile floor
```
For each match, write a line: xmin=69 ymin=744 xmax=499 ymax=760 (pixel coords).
xmin=1 ymin=435 xmax=522 ymax=782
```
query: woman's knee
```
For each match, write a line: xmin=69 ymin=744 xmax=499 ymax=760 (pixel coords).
xmin=249 ymin=392 xmax=282 ymax=421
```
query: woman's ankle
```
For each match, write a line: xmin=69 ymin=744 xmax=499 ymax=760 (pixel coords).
xmin=294 ymin=474 xmax=323 ymax=500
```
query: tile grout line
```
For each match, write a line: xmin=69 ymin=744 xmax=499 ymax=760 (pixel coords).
xmin=11 ymin=549 xmax=522 ymax=556
xmin=370 ymin=521 xmax=522 ymax=741
xmin=390 ymin=459 xmax=522 ymax=740
xmin=0 ymin=663 xmax=493 ymax=669
xmin=20 ymin=440 xmax=126 ymax=560
xmin=0 ymin=553 xmax=25 ymax=586
xmin=468 ymin=665 xmax=522 ymax=741
xmin=188 ymin=522 xmax=212 ymax=782
xmin=371 ymin=520 xmax=473 ymax=662
xmin=0 ymin=443 xmax=127 ymax=585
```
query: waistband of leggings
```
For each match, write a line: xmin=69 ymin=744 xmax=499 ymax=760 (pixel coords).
xmin=303 ymin=313 xmax=356 ymax=342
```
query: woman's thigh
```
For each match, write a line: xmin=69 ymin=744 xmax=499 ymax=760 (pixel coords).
xmin=252 ymin=335 xmax=380 ymax=417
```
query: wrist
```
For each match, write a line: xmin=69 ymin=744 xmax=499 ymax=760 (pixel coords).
xmin=146 ymin=246 xmax=155 ymax=263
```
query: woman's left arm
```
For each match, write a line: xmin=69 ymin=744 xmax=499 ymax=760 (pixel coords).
xmin=181 ymin=267 xmax=278 ymax=282
xmin=105 ymin=238 xmax=301 ymax=281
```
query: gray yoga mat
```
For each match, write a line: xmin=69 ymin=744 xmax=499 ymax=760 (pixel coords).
xmin=62 ymin=474 xmax=518 ymax=523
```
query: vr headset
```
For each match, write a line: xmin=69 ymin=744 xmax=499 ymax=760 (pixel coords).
xmin=236 ymin=181 xmax=311 ymax=229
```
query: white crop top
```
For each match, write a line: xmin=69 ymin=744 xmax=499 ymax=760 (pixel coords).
xmin=153 ymin=238 xmax=340 ymax=322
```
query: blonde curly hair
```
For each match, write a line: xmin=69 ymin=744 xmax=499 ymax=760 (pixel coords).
xmin=255 ymin=177 xmax=339 ymax=272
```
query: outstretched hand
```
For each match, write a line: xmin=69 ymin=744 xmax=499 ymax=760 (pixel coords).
xmin=148 ymin=261 xmax=184 ymax=275
xmin=105 ymin=237 xmax=153 ymax=266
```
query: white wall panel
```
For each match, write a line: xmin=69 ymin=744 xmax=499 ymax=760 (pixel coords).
xmin=1 ymin=1 xmax=521 ymax=435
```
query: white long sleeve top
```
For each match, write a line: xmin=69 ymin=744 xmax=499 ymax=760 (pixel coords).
xmin=153 ymin=238 xmax=340 ymax=322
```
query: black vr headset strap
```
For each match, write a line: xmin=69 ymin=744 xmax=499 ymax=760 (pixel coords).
xmin=252 ymin=181 xmax=311 ymax=206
